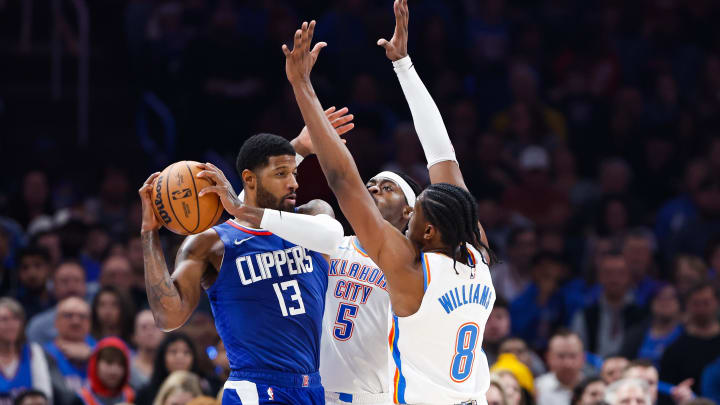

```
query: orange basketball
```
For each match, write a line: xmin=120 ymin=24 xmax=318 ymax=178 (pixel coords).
xmin=151 ymin=161 xmax=223 ymax=235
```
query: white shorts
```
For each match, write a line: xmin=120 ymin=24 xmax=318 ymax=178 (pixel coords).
xmin=324 ymin=391 xmax=393 ymax=405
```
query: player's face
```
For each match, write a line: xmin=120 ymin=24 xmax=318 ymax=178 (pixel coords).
xmin=366 ymin=177 xmax=410 ymax=228
xmin=256 ymin=155 xmax=298 ymax=212
xmin=405 ymin=194 xmax=427 ymax=247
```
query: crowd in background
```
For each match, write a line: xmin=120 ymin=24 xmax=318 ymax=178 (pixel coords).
xmin=3 ymin=0 xmax=720 ymax=405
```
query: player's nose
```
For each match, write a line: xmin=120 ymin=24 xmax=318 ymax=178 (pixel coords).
xmin=288 ymin=175 xmax=299 ymax=191
xmin=368 ymin=184 xmax=380 ymax=194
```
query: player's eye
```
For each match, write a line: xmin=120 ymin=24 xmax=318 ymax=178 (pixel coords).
xmin=383 ymin=186 xmax=393 ymax=191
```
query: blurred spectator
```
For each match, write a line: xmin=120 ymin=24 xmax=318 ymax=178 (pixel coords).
xmin=8 ymin=172 xmax=51 ymax=231
xmin=90 ymin=286 xmax=135 ymax=344
xmin=673 ymin=255 xmax=709 ymax=298
xmin=620 ymin=285 xmax=683 ymax=367
xmin=490 ymin=369 xmax=525 ymax=405
xmin=498 ymin=337 xmax=546 ymax=377
xmin=99 ymin=256 xmax=148 ymax=310
xmin=130 ymin=310 xmax=163 ymax=389
xmin=487 ymin=378 xmax=509 ymax=405
xmin=135 ymin=333 xmax=217 ymax=405
xmin=492 ymin=227 xmax=538 ymax=301
xmin=571 ymin=377 xmax=606 ymax=405
xmin=43 ymin=297 xmax=94 ymax=392
xmin=668 ymin=173 xmax=720 ymax=260
xmin=12 ymin=390 xmax=47 ymax=405
xmin=484 ymin=296 xmax=511 ymax=366
xmin=75 ymin=337 xmax=135 ymax=405
xmin=80 ymin=225 xmax=112 ymax=283
xmin=32 ymin=231 xmax=62 ymax=270
xmin=0 ymin=228 xmax=12 ymax=297
xmin=622 ymin=360 xmax=679 ymax=405
xmin=12 ymin=247 xmax=53 ymax=320
xmin=659 ymin=284 xmax=720 ymax=405
xmin=572 ymin=253 xmax=646 ymax=358
xmin=510 ymin=252 xmax=568 ymax=350
xmin=604 ymin=378 xmax=651 ymax=405
xmin=502 ymin=146 xmax=570 ymax=228
xmin=601 ymin=356 xmax=629 ymax=385
xmin=0 ymin=298 xmax=52 ymax=405
xmin=552 ymin=146 xmax=598 ymax=209
xmin=152 ymin=371 xmax=202 ymax=405
xmin=536 ymin=330 xmax=585 ymax=405
xmin=185 ymin=396 xmax=217 ymax=405
xmin=701 ymin=356 xmax=720 ymax=404
xmin=622 ymin=231 xmax=662 ymax=307
xmin=705 ymin=237 xmax=720 ymax=281
xmin=655 ymin=159 xmax=708 ymax=247
xmin=26 ymin=260 xmax=88 ymax=345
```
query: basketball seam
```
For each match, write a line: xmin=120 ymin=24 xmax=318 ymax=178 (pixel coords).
xmin=186 ymin=162 xmax=201 ymax=232
xmin=166 ymin=163 xmax=192 ymax=234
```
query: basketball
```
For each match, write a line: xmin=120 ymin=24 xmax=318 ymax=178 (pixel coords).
xmin=151 ymin=161 xmax=223 ymax=235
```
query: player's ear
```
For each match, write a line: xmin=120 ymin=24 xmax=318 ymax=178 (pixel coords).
xmin=424 ymin=223 xmax=435 ymax=240
xmin=242 ymin=169 xmax=256 ymax=190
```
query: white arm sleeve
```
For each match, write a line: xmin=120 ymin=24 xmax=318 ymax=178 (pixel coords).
xmin=393 ymin=55 xmax=457 ymax=168
xmin=260 ymin=209 xmax=344 ymax=255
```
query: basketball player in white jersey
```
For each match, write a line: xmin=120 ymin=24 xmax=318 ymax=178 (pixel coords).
xmin=283 ymin=4 xmax=497 ymax=404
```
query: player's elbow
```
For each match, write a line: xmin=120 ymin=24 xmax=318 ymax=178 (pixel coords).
xmin=321 ymin=215 xmax=345 ymax=254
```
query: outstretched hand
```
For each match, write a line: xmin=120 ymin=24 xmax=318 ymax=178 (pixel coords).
xmin=293 ymin=106 xmax=355 ymax=157
xmin=377 ymin=0 xmax=409 ymax=61
xmin=283 ymin=20 xmax=326 ymax=85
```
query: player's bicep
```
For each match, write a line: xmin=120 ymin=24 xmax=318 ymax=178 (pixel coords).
xmin=171 ymin=233 xmax=214 ymax=312
xmin=428 ymin=161 xmax=467 ymax=190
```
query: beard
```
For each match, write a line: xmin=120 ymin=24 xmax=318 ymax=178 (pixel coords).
xmin=256 ymin=180 xmax=295 ymax=212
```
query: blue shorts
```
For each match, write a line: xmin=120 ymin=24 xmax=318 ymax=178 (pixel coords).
xmin=222 ymin=369 xmax=325 ymax=405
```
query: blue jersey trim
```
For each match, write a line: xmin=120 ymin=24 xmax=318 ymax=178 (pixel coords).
xmin=421 ymin=254 xmax=429 ymax=292
xmin=228 ymin=369 xmax=321 ymax=388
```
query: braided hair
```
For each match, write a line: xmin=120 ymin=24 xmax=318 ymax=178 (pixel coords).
xmin=419 ymin=183 xmax=496 ymax=268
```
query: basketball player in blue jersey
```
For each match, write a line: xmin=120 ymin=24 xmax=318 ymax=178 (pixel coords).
xmin=137 ymin=126 xmax=352 ymax=404
xmin=284 ymin=13 xmax=497 ymax=404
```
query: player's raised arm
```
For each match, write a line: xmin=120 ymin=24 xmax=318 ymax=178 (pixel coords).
xmin=379 ymin=0 xmax=466 ymax=189
xmin=138 ymin=173 xmax=212 ymax=331
xmin=283 ymin=21 xmax=424 ymax=314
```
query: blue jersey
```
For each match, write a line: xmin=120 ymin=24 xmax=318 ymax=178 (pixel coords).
xmin=208 ymin=220 xmax=329 ymax=375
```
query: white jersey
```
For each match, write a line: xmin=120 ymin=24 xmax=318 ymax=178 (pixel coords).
xmin=390 ymin=245 xmax=494 ymax=405
xmin=320 ymin=236 xmax=393 ymax=403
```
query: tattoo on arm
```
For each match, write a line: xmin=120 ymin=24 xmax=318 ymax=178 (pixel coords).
xmin=142 ymin=231 xmax=181 ymax=316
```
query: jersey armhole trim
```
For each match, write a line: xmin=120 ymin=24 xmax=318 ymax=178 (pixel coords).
xmin=421 ymin=253 xmax=431 ymax=292
xmin=226 ymin=219 xmax=272 ymax=235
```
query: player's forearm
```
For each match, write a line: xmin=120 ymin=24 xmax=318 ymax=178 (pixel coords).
xmin=393 ymin=56 xmax=456 ymax=167
xmin=290 ymin=80 xmax=363 ymax=193
xmin=141 ymin=230 xmax=185 ymax=330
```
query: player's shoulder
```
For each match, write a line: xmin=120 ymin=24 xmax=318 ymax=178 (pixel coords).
xmin=180 ymin=227 xmax=222 ymax=254
xmin=296 ymin=199 xmax=335 ymax=218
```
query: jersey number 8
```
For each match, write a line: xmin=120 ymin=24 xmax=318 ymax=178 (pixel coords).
xmin=450 ymin=322 xmax=479 ymax=382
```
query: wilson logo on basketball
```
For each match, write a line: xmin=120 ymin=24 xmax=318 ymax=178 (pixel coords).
xmin=154 ymin=175 xmax=173 ymax=224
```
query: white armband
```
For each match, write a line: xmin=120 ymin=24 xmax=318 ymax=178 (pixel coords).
xmin=260 ymin=210 xmax=344 ymax=255
xmin=393 ymin=55 xmax=457 ymax=168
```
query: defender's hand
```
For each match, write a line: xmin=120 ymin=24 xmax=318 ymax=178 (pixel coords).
xmin=293 ymin=106 xmax=355 ymax=157
xmin=283 ymin=20 xmax=326 ymax=84
xmin=196 ymin=163 xmax=244 ymax=217
xmin=377 ymin=0 xmax=409 ymax=61
xmin=139 ymin=172 xmax=162 ymax=232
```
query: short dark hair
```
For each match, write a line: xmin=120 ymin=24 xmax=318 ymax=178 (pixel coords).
xmin=493 ymin=294 xmax=508 ymax=311
xmin=235 ymin=133 xmax=295 ymax=177
xmin=97 ymin=346 xmax=127 ymax=366
xmin=625 ymin=359 xmax=655 ymax=371
xmin=571 ymin=376 xmax=604 ymax=405
xmin=13 ymin=390 xmax=47 ymax=405
xmin=531 ymin=251 xmax=565 ymax=268
xmin=507 ymin=226 xmax=536 ymax=248
xmin=16 ymin=245 xmax=51 ymax=265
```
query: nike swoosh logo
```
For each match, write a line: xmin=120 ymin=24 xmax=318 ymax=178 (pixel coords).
xmin=234 ymin=236 xmax=255 ymax=245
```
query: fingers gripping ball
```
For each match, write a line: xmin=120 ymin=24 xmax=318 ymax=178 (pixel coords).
xmin=152 ymin=161 xmax=223 ymax=235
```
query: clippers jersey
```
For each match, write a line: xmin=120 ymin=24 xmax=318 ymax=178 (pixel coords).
xmin=208 ymin=220 xmax=329 ymax=374
xmin=389 ymin=245 xmax=494 ymax=404
xmin=320 ymin=236 xmax=392 ymax=398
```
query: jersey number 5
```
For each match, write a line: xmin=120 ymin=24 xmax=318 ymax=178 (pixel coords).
xmin=333 ymin=302 xmax=359 ymax=341
xmin=273 ymin=280 xmax=306 ymax=317
xmin=450 ymin=322 xmax=479 ymax=382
